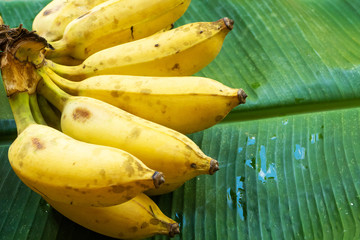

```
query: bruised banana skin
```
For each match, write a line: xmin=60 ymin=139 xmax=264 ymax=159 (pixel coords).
xmin=47 ymin=18 xmax=234 ymax=80
xmin=46 ymin=0 xmax=191 ymax=60
xmin=46 ymin=68 xmax=247 ymax=134
xmin=8 ymin=123 xmax=164 ymax=207
xmin=32 ymin=0 xmax=108 ymax=42
xmin=46 ymin=193 xmax=180 ymax=239
xmin=36 ymin=71 xmax=219 ymax=190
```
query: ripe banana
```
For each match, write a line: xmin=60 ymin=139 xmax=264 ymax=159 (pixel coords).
xmin=46 ymin=193 xmax=180 ymax=239
xmin=47 ymin=17 xmax=234 ymax=80
xmin=0 ymin=14 xmax=3 ymax=25
xmin=8 ymin=92 xmax=165 ymax=207
xmin=47 ymin=23 xmax=175 ymax=66
xmin=46 ymin=0 xmax=191 ymax=61
xmin=32 ymin=0 xmax=109 ymax=42
xmin=37 ymin=68 xmax=219 ymax=194
xmin=44 ymin=67 xmax=247 ymax=134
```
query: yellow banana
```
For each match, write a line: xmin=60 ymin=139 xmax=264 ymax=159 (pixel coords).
xmin=8 ymin=92 xmax=164 ymax=207
xmin=46 ymin=0 xmax=191 ymax=61
xmin=37 ymin=68 xmax=219 ymax=194
xmin=46 ymin=193 xmax=180 ymax=239
xmin=0 ymin=14 xmax=3 ymax=25
xmin=32 ymin=0 xmax=109 ymax=42
xmin=47 ymin=23 xmax=175 ymax=66
xmin=45 ymin=67 xmax=247 ymax=134
xmin=47 ymin=17 xmax=234 ymax=80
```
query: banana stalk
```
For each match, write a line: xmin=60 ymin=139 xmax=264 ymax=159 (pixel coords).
xmin=29 ymin=93 xmax=47 ymax=125
xmin=46 ymin=18 xmax=234 ymax=80
xmin=37 ymin=68 xmax=219 ymax=194
xmin=37 ymin=94 xmax=62 ymax=130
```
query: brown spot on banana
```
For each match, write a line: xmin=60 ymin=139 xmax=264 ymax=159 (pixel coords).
xmin=130 ymin=26 xmax=134 ymax=39
xmin=32 ymin=137 xmax=45 ymax=150
xmin=135 ymin=161 xmax=144 ymax=172
xmin=150 ymin=219 xmax=160 ymax=225
xmin=72 ymin=107 xmax=91 ymax=122
xmin=136 ymin=182 xmax=151 ymax=190
xmin=125 ymin=161 xmax=135 ymax=177
xmin=43 ymin=9 xmax=52 ymax=16
xmin=141 ymin=222 xmax=149 ymax=229
xmin=171 ymin=63 xmax=180 ymax=71
xmin=111 ymin=185 xmax=132 ymax=193
xmin=130 ymin=127 xmax=141 ymax=139
xmin=215 ymin=115 xmax=224 ymax=122
xmin=110 ymin=90 xmax=120 ymax=98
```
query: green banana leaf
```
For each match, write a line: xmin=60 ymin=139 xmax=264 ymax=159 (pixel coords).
xmin=1 ymin=0 xmax=360 ymax=239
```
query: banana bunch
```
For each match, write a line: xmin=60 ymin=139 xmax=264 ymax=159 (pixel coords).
xmin=0 ymin=0 xmax=248 ymax=239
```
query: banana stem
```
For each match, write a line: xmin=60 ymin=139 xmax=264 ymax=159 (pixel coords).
xmin=43 ymin=66 xmax=79 ymax=95
xmin=46 ymin=59 xmax=81 ymax=78
xmin=29 ymin=93 xmax=47 ymax=125
xmin=8 ymin=92 xmax=36 ymax=134
xmin=36 ymin=68 xmax=71 ymax=112
xmin=37 ymin=94 xmax=62 ymax=131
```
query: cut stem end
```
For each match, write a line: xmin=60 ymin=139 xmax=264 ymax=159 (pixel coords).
xmin=152 ymin=171 xmax=165 ymax=188
xmin=168 ymin=223 xmax=180 ymax=238
xmin=209 ymin=159 xmax=219 ymax=175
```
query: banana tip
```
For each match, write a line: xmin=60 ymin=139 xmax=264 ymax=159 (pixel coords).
xmin=152 ymin=171 xmax=165 ymax=188
xmin=209 ymin=159 xmax=219 ymax=175
xmin=223 ymin=17 xmax=235 ymax=30
xmin=169 ymin=223 xmax=180 ymax=237
xmin=237 ymin=89 xmax=247 ymax=104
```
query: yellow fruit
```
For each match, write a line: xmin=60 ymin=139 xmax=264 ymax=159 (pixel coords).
xmin=37 ymin=68 xmax=219 ymax=194
xmin=46 ymin=0 xmax=191 ymax=60
xmin=46 ymin=193 xmax=180 ymax=239
xmin=47 ymin=18 xmax=234 ymax=80
xmin=45 ymin=67 xmax=247 ymax=134
xmin=32 ymin=0 xmax=109 ymax=41
xmin=9 ymin=123 xmax=164 ymax=207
